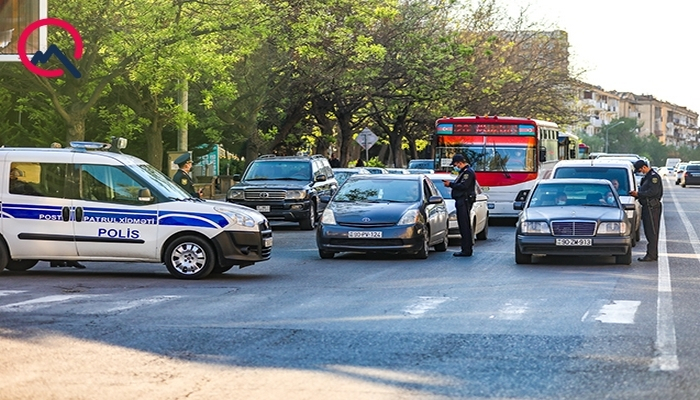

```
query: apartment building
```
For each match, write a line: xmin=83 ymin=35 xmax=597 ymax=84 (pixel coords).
xmin=569 ymin=82 xmax=698 ymax=148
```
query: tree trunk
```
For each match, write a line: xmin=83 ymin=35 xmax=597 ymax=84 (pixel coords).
xmin=145 ymin=118 xmax=164 ymax=171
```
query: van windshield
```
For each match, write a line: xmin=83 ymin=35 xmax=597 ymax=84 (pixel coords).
xmin=132 ymin=163 xmax=193 ymax=200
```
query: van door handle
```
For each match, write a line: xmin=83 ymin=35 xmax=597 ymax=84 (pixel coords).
xmin=75 ymin=207 xmax=83 ymax=222
xmin=61 ymin=206 xmax=70 ymax=222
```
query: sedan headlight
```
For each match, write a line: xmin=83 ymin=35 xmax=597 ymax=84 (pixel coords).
xmin=285 ymin=190 xmax=307 ymax=200
xmin=398 ymin=209 xmax=420 ymax=225
xmin=321 ymin=208 xmax=336 ymax=225
xmin=521 ymin=221 xmax=550 ymax=234
xmin=448 ymin=211 xmax=457 ymax=221
xmin=214 ymin=206 xmax=256 ymax=227
xmin=597 ymin=221 xmax=628 ymax=235
xmin=228 ymin=189 xmax=244 ymax=200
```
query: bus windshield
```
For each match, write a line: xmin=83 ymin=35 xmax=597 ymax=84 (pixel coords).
xmin=435 ymin=135 xmax=537 ymax=173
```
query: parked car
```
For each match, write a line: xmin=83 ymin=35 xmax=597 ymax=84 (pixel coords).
xmin=407 ymin=168 xmax=435 ymax=174
xmin=385 ymin=168 xmax=411 ymax=174
xmin=549 ymin=159 xmax=641 ymax=247
xmin=513 ymin=179 xmax=634 ymax=265
xmin=425 ymin=174 xmax=489 ymax=242
xmin=227 ymin=154 xmax=338 ymax=230
xmin=316 ymin=174 xmax=449 ymax=259
xmin=407 ymin=159 xmax=434 ymax=170
xmin=681 ymin=164 xmax=700 ymax=187
xmin=332 ymin=167 xmax=371 ymax=186
xmin=675 ymin=162 xmax=688 ymax=185
xmin=363 ymin=167 xmax=390 ymax=174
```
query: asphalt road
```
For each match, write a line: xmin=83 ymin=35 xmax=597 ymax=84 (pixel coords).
xmin=1 ymin=175 xmax=700 ymax=399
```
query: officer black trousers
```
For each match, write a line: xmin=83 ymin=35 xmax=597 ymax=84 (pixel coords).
xmin=455 ymin=199 xmax=474 ymax=254
xmin=641 ymin=202 xmax=662 ymax=260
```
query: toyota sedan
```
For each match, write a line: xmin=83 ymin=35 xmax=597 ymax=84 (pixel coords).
xmin=513 ymin=179 xmax=634 ymax=265
xmin=316 ymin=174 xmax=449 ymax=259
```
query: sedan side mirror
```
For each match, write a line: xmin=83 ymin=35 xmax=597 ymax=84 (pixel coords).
xmin=428 ymin=195 xmax=443 ymax=204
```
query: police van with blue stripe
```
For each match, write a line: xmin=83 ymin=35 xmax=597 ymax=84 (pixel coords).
xmin=1 ymin=139 xmax=272 ymax=279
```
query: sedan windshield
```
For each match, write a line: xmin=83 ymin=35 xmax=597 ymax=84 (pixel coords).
xmin=530 ymin=183 xmax=619 ymax=207
xmin=334 ymin=179 xmax=420 ymax=203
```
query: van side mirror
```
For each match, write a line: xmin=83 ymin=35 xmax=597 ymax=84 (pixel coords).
xmin=315 ymin=174 xmax=327 ymax=182
xmin=138 ymin=188 xmax=153 ymax=202
xmin=233 ymin=174 xmax=241 ymax=181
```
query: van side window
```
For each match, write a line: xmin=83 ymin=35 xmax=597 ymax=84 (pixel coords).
xmin=9 ymin=162 xmax=66 ymax=198
xmin=74 ymin=165 xmax=146 ymax=205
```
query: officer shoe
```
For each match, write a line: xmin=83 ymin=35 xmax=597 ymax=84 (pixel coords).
xmin=453 ymin=251 xmax=472 ymax=257
xmin=637 ymin=256 xmax=657 ymax=262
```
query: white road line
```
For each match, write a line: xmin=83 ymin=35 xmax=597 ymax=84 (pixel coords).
xmin=0 ymin=294 xmax=94 ymax=312
xmin=594 ymin=300 xmax=640 ymax=324
xmin=0 ymin=290 xmax=26 ymax=297
xmin=402 ymin=296 xmax=452 ymax=317
xmin=490 ymin=300 xmax=529 ymax=320
xmin=650 ymin=194 xmax=679 ymax=371
xmin=91 ymin=295 xmax=180 ymax=314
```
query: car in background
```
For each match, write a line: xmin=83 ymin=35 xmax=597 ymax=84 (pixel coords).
xmin=407 ymin=168 xmax=435 ymax=174
xmin=513 ymin=179 xmax=634 ymax=265
xmin=680 ymin=164 xmax=700 ymax=187
xmin=227 ymin=154 xmax=338 ymax=230
xmin=656 ymin=166 xmax=670 ymax=177
xmin=385 ymin=168 xmax=411 ymax=174
xmin=425 ymin=173 xmax=489 ymax=242
xmin=675 ymin=162 xmax=688 ymax=185
xmin=407 ymin=159 xmax=434 ymax=170
xmin=363 ymin=167 xmax=390 ymax=174
xmin=316 ymin=174 xmax=449 ymax=259
xmin=549 ymin=159 xmax=641 ymax=247
xmin=332 ymin=167 xmax=371 ymax=186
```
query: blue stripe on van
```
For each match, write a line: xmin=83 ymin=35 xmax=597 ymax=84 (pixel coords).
xmin=158 ymin=211 xmax=227 ymax=228
xmin=1 ymin=204 xmax=63 ymax=220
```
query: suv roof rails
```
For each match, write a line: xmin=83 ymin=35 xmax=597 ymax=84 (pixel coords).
xmin=310 ymin=154 xmax=325 ymax=159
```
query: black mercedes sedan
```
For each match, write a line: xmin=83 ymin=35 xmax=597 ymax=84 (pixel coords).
xmin=513 ymin=178 xmax=634 ymax=265
xmin=316 ymin=174 xmax=449 ymax=259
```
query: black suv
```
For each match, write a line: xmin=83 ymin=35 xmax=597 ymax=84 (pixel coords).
xmin=226 ymin=155 xmax=338 ymax=230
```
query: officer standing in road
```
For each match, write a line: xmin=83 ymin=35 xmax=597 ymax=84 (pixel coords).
xmin=173 ymin=153 xmax=202 ymax=198
xmin=630 ymin=159 xmax=663 ymax=261
xmin=443 ymin=154 xmax=477 ymax=257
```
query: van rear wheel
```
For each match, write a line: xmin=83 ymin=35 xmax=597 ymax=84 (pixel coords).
xmin=164 ymin=235 xmax=215 ymax=279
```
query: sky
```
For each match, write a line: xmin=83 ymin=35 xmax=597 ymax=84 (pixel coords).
xmin=501 ymin=0 xmax=700 ymax=113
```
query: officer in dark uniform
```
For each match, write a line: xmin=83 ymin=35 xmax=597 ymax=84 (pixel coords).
xmin=173 ymin=153 xmax=202 ymax=198
xmin=443 ymin=154 xmax=477 ymax=257
xmin=630 ymin=159 xmax=663 ymax=261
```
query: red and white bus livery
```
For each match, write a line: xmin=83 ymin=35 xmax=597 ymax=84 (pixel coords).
xmin=433 ymin=116 xmax=578 ymax=218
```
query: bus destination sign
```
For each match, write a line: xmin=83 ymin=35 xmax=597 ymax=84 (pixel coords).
xmin=437 ymin=123 xmax=536 ymax=135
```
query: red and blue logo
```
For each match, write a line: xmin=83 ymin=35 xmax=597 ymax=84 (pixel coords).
xmin=18 ymin=18 xmax=82 ymax=78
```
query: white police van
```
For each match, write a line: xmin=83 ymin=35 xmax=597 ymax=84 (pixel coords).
xmin=1 ymin=140 xmax=272 ymax=279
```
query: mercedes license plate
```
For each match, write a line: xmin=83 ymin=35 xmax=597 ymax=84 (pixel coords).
xmin=256 ymin=205 xmax=270 ymax=212
xmin=348 ymin=231 xmax=382 ymax=239
xmin=263 ymin=237 xmax=273 ymax=247
xmin=555 ymin=238 xmax=592 ymax=246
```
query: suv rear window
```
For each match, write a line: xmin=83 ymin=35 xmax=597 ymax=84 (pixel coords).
xmin=552 ymin=167 xmax=630 ymax=195
xmin=686 ymin=165 xmax=700 ymax=171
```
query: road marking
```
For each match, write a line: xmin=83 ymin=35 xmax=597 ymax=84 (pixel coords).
xmin=0 ymin=290 xmax=26 ymax=297
xmin=650 ymin=189 xmax=691 ymax=371
xmin=594 ymin=300 xmax=640 ymax=324
xmin=85 ymin=295 xmax=181 ymax=314
xmin=402 ymin=296 xmax=451 ymax=317
xmin=0 ymin=295 xmax=94 ymax=312
xmin=489 ymin=299 xmax=529 ymax=320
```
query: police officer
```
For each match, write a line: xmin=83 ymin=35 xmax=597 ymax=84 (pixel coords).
xmin=630 ymin=159 xmax=663 ymax=261
xmin=173 ymin=153 xmax=202 ymax=198
xmin=443 ymin=154 xmax=477 ymax=257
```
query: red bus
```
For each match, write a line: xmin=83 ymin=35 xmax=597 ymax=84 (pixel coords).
xmin=433 ymin=116 xmax=577 ymax=218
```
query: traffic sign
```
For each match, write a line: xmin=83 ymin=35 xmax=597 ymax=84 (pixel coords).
xmin=355 ymin=128 xmax=378 ymax=150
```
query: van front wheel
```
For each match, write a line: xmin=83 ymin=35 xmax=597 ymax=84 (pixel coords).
xmin=5 ymin=260 xmax=38 ymax=271
xmin=164 ymin=236 xmax=216 ymax=279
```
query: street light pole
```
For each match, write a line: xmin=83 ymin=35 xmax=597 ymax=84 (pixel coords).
xmin=604 ymin=120 xmax=625 ymax=153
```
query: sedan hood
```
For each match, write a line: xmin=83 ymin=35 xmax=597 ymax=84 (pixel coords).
xmin=524 ymin=206 xmax=625 ymax=221
xmin=330 ymin=201 xmax=417 ymax=224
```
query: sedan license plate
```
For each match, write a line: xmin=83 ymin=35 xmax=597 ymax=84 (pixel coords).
xmin=256 ymin=205 xmax=270 ymax=212
xmin=348 ymin=231 xmax=382 ymax=239
xmin=555 ymin=238 xmax=592 ymax=246
xmin=263 ymin=237 xmax=273 ymax=247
